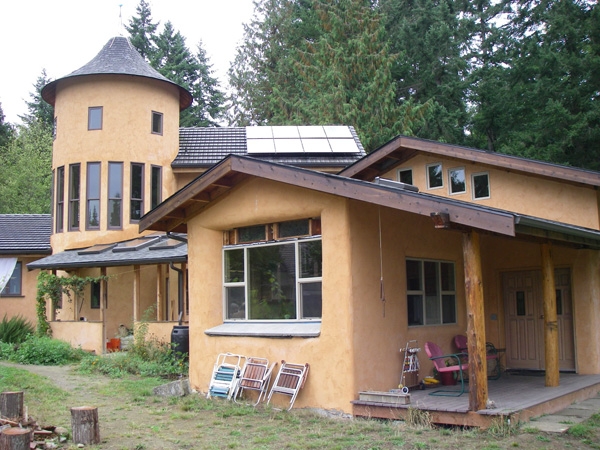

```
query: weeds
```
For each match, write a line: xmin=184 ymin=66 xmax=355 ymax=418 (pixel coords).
xmin=0 ymin=335 xmax=87 ymax=365
xmin=486 ymin=415 xmax=517 ymax=438
xmin=405 ymin=406 xmax=432 ymax=429
xmin=0 ymin=314 xmax=34 ymax=343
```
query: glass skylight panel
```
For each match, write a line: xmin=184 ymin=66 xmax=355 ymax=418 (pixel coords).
xmin=149 ymin=239 xmax=185 ymax=250
xmin=274 ymin=139 xmax=304 ymax=153
xmin=329 ymin=138 xmax=360 ymax=153
xmin=272 ymin=126 xmax=300 ymax=138
xmin=323 ymin=126 xmax=353 ymax=138
xmin=247 ymin=139 xmax=276 ymax=153
xmin=301 ymin=138 xmax=332 ymax=153
xmin=245 ymin=126 xmax=273 ymax=139
xmin=298 ymin=126 xmax=327 ymax=138
xmin=113 ymin=237 xmax=159 ymax=252
xmin=78 ymin=243 xmax=116 ymax=255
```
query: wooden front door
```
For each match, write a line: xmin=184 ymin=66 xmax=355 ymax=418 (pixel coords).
xmin=503 ymin=269 xmax=575 ymax=371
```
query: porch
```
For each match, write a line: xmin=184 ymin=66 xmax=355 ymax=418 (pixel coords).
xmin=352 ymin=372 xmax=600 ymax=428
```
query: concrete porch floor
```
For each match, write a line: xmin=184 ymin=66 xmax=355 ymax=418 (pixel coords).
xmin=352 ymin=372 xmax=600 ymax=428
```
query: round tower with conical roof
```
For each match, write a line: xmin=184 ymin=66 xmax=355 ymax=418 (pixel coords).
xmin=42 ymin=36 xmax=192 ymax=252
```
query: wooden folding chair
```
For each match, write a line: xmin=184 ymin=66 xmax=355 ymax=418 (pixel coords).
xmin=266 ymin=361 xmax=309 ymax=410
xmin=234 ymin=357 xmax=277 ymax=406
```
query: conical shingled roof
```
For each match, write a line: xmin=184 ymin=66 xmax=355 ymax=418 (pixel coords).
xmin=41 ymin=36 xmax=192 ymax=110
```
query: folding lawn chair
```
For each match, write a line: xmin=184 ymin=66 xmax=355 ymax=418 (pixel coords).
xmin=266 ymin=361 xmax=309 ymax=410
xmin=207 ymin=353 xmax=245 ymax=400
xmin=234 ymin=357 xmax=277 ymax=406
xmin=424 ymin=341 xmax=468 ymax=397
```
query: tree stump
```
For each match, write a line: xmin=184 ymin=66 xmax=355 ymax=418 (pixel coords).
xmin=0 ymin=427 xmax=31 ymax=450
xmin=70 ymin=406 xmax=100 ymax=445
xmin=0 ymin=392 xmax=23 ymax=420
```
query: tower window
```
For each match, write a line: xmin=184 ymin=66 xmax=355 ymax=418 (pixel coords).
xmin=86 ymin=162 xmax=101 ymax=229
xmin=151 ymin=166 xmax=162 ymax=209
xmin=108 ymin=162 xmax=123 ymax=229
xmin=68 ymin=164 xmax=80 ymax=230
xmin=88 ymin=107 xmax=103 ymax=130
xmin=152 ymin=111 xmax=163 ymax=135
xmin=56 ymin=166 xmax=65 ymax=233
xmin=130 ymin=163 xmax=145 ymax=222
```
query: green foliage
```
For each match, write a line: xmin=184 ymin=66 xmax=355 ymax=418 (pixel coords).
xmin=0 ymin=314 xmax=34 ymax=344
xmin=1 ymin=335 xmax=87 ymax=365
xmin=35 ymin=272 xmax=108 ymax=337
xmin=0 ymin=121 xmax=52 ymax=214
xmin=19 ymin=69 xmax=55 ymax=130
xmin=0 ymin=102 xmax=15 ymax=148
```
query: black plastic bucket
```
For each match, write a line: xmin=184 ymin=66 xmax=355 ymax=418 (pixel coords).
xmin=171 ymin=325 xmax=189 ymax=359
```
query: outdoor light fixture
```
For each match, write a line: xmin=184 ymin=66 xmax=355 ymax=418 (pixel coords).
xmin=430 ymin=212 xmax=451 ymax=229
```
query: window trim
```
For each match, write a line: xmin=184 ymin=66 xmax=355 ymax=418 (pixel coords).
xmin=151 ymin=111 xmax=163 ymax=135
xmin=472 ymin=172 xmax=491 ymax=200
xmin=223 ymin=236 xmax=322 ymax=322
xmin=130 ymin=162 xmax=145 ymax=223
xmin=397 ymin=168 xmax=413 ymax=185
xmin=426 ymin=162 xmax=444 ymax=190
xmin=88 ymin=106 xmax=103 ymax=130
xmin=56 ymin=166 xmax=65 ymax=233
xmin=448 ymin=167 xmax=466 ymax=195
xmin=1 ymin=262 xmax=22 ymax=297
xmin=406 ymin=258 xmax=457 ymax=327
xmin=86 ymin=162 xmax=101 ymax=230
xmin=68 ymin=163 xmax=81 ymax=231
xmin=107 ymin=162 xmax=123 ymax=229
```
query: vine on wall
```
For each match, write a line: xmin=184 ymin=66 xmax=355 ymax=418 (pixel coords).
xmin=35 ymin=271 xmax=109 ymax=336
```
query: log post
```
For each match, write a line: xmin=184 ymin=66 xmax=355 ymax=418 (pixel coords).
xmin=541 ymin=243 xmax=560 ymax=387
xmin=133 ymin=265 xmax=141 ymax=323
xmin=462 ymin=231 xmax=489 ymax=412
xmin=0 ymin=427 xmax=31 ymax=450
xmin=70 ymin=406 xmax=100 ymax=445
xmin=0 ymin=392 xmax=23 ymax=420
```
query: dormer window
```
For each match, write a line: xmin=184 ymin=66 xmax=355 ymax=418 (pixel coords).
xmin=88 ymin=107 xmax=103 ymax=130
xmin=472 ymin=172 xmax=490 ymax=199
xmin=427 ymin=163 xmax=443 ymax=189
xmin=152 ymin=111 xmax=163 ymax=135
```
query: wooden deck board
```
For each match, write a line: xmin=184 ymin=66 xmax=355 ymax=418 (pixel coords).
xmin=352 ymin=373 xmax=600 ymax=426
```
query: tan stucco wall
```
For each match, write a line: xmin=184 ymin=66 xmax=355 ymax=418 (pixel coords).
xmin=1 ymin=256 xmax=44 ymax=326
xmin=386 ymin=155 xmax=600 ymax=230
xmin=51 ymin=321 xmax=104 ymax=354
xmin=51 ymin=74 xmax=181 ymax=251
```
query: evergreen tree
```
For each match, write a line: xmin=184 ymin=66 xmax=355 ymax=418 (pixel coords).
xmin=0 ymin=122 xmax=53 ymax=214
xmin=125 ymin=0 xmax=159 ymax=60
xmin=0 ymin=102 xmax=14 ymax=149
xmin=188 ymin=41 xmax=226 ymax=126
xmin=19 ymin=69 xmax=55 ymax=130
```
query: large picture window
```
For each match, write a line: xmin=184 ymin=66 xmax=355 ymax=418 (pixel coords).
xmin=406 ymin=259 xmax=456 ymax=326
xmin=108 ymin=162 xmax=123 ymax=228
xmin=223 ymin=238 xmax=322 ymax=321
xmin=1 ymin=262 xmax=22 ymax=296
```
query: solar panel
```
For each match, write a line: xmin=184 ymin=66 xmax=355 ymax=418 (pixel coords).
xmin=245 ymin=126 xmax=360 ymax=154
xmin=247 ymin=138 xmax=276 ymax=153
xmin=330 ymin=138 xmax=360 ymax=153
xmin=274 ymin=138 xmax=304 ymax=153
xmin=272 ymin=126 xmax=300 ymax=138
xmin=324 ymin=126 xmax=353 ymax=138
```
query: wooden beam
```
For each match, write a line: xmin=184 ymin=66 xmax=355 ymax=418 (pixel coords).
xmin=100 ymin=267 xmax=107 ymax=353
xmin=462 ymin=230 xmax=489 ymax=411
xmin=541 ymin=243 xmax=560 ymax=387
xmin=133 ymin=265 xmax=141 ymax=323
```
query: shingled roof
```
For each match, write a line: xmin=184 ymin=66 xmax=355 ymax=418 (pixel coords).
xmin=173 ymin=126 xmax=367 ymax=169
xmin=0 ymin=215 xmax=52 ymax=255
xmin=41 ymin=36 xmax=192 ymax=110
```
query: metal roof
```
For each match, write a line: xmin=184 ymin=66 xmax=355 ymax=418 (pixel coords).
xmin=0 ymin=214 xmax=52 ymax=255
xmin=172 ymin=126 xmax=367 ymax=169
xmin=41 ymin=36 xmax=192 ymax=110
xmin=26 ymin=233 xmax=187 ymax=271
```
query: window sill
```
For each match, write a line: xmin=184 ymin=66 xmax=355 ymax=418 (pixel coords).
xmin=205 ymin=321 xmax=321 ymax=338
xmin=0 ymin=294 xmax=24 ymax=298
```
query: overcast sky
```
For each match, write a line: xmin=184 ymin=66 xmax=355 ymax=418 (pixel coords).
xmin=0 ymin=0 xmax=255 ymax=124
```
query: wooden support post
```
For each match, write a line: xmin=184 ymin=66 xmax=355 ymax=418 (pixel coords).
xmin=541 ymin=243 xmax=560 ymax=387
xmin=70 ymin=406 xmax=100 ymax=445
xmin=0 ymin=427 xmax=31 ymax=450
xmin=100 ymin=267 xmax=107 ymax=354
xmin=0 ymin=391 xmax=23 ymax=420
xmin=462 ymin=231 xmax=489 ymax=412
xmin=133 ymin=265 xmax=141 ymax=323
xmin=157 ymin=264 xmax=164 ymax=321
xmin=182 ymin=262 xmax=188 ymax=320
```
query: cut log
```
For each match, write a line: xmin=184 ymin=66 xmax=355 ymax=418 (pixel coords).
xmin=70 ymin=406 xmax=100 ymax=445
xmin=0 ymin=427 xmax=31 ymax=450
xmin=0 ymin=392 xmax=24 ymax=420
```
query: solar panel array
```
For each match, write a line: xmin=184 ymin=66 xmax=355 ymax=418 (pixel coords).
xmin=246 ymin=126 xmax=361 ymax=154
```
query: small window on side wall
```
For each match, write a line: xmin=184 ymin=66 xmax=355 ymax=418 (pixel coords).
xmin=426 ymin=163 xmax=443 ymax=189
xmin=1 ymin=262 xmax=22 ymax=296
xmin=91 ymin=281 xmax=101 ymax=309
xmin=152 ymin=111 xmax=163 ymax=135
xmin=88 ymin=107 xmax=103 ymax=130
xmin=398 ymin=168 xmax=413 ymax=185
xmin=448 ymin=167 xmax=466 ymax=194
xmin=472 ymin=172 xmax=490 ymax=199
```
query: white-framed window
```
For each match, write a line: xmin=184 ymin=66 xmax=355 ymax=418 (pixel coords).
xmin=223 ymin=236 xmax=322 ymax=321
xmin=472 ymin=172 xmax=490 ymax=200
xmin=151 ymin=111 xmax=163 ymax=135
xmin=448 ymin=167 xmax=466 ymax=195
xmin=88 ymin=106 xmax=103 ymax=130
xmin=406 ymin=258 xmax=456 ymax=326
xmin=426 ymin=163 xmax=443 ymax=189
xmin=397 ymin=168 xmax=413 ymax=185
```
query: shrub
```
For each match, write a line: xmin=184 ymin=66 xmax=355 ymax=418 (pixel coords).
xmin=10 ymin=335 xmax=87 ymax=365
xmin=0 ymin=314 xmax=35 ymax=344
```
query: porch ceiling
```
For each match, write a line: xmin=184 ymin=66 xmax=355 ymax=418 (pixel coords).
xmin=339 ymin=135 xmax=600 ymax=189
